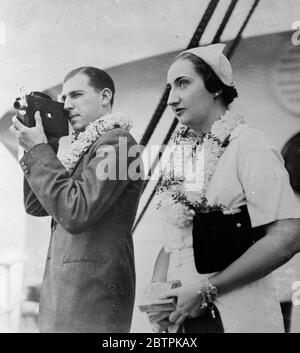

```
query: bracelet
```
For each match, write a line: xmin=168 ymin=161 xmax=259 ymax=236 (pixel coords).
xmin=197 ymin=278 xmax=218 ymax=318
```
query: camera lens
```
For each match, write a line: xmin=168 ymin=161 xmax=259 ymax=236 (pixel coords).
xmin=13 ymin=99 xmax=21 ymax=109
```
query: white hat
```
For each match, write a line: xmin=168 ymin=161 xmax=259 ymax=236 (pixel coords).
xmin=178 ymin=44 xmax=234 ymax=87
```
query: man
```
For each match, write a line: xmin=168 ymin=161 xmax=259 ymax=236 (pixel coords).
xmin=10 ymin=67 xmax=144 ymax=332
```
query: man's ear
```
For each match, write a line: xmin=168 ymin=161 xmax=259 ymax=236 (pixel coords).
xmin=100 ymin=88 xmax=113 ymax=106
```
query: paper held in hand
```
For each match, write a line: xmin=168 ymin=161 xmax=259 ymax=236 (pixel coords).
xmin=138 ymin=280 xmax=182 ymax=312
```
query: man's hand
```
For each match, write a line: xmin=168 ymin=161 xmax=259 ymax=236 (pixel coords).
xmin=159 ymin=284 xmax=207 ymax=326
xmin=9 ymin=111 xmax=47 ymax=152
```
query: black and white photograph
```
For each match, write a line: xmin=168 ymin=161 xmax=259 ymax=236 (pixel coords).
xmin=0 ymin=0 xmax=300 ymax=335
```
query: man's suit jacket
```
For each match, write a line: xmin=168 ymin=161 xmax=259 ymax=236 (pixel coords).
xmin=20 ymin=128 xmax=144 ymax=332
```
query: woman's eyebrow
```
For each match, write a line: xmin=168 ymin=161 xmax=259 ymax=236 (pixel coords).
xmin=174 ymin=76 xmax=190 ymax=84
xmin=167 ymin=76 xmax=190 ymax=87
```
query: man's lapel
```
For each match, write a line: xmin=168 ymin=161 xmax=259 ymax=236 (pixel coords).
xmin=69 ymin=142 xmax=95 ymax=176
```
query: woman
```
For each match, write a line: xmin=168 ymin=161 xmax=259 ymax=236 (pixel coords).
xmin=148 ymin=44 xmax=300 ymax=333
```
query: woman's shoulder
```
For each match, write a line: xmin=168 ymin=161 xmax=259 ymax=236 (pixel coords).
xmin=230 ymin=124 xmax=270 ymax=145
xmin=230 ymin=123 xmax=284 ymax=167
xmin=231 ymin=124 xmax=279 ymax=153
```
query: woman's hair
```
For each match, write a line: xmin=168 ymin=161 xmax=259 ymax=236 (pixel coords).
xmin=64 ymin=66 xmax=115 ymax=106
xmin=174 ymin=52 xmax=238 ymax=106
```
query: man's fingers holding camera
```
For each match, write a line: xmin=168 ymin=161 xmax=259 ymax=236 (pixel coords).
xmin=9 ymin=112 xmax=47 ymax=152
xmin=9 ymin=124 xmax=18 ymax=137
xmin=34 ymin=111 xmax=43 ymax=128
xmin=12 ymin=115 xmax=27 ymax=131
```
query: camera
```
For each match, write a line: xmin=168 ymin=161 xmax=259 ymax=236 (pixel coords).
xmin=13 ymin=91 xmax=69 ymax=139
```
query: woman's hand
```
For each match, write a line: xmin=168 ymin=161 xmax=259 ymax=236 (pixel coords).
xmin=147 ymin=311 xmax=173 ymax=332
xmin=159 ymin=284 xmax=207 ymax=326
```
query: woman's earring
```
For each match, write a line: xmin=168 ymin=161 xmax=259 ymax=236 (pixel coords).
xmin=213 ymin=89 xmax=223 ymax=100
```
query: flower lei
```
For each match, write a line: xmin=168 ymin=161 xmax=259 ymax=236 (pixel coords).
xmin=156 ymin=111 xmax=244 ymax=228
xmin=59 ymin=112 xmax=132 ymax=173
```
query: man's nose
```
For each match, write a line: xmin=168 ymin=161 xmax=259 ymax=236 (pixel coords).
xmin=167 ymin=89 xmax=180 ymax=107
xmin=63 ymin=96 xmax=73 ymax=110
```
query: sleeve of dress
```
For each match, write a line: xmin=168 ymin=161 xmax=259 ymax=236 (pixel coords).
xmin=237 ymin=129 xmax=300 ymax=227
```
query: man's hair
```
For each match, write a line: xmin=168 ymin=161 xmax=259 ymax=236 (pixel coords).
xmin=174 ymin=53 xmax=238 ymax=106
xmin=64 ymin=66 xmax=115 ymax=106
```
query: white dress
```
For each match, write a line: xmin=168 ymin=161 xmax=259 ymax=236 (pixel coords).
xmin=162 ymin=124 xmax=300 ymax=333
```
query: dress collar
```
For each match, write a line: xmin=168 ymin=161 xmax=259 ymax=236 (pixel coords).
xmin=229 ymin=123 xmax=249 ymax=141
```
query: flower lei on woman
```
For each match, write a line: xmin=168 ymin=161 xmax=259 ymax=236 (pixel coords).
xmin=157 ymin=110 xmax=244 ymax=228
xmin=59 ymin=112 xmax=132 ymax=173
